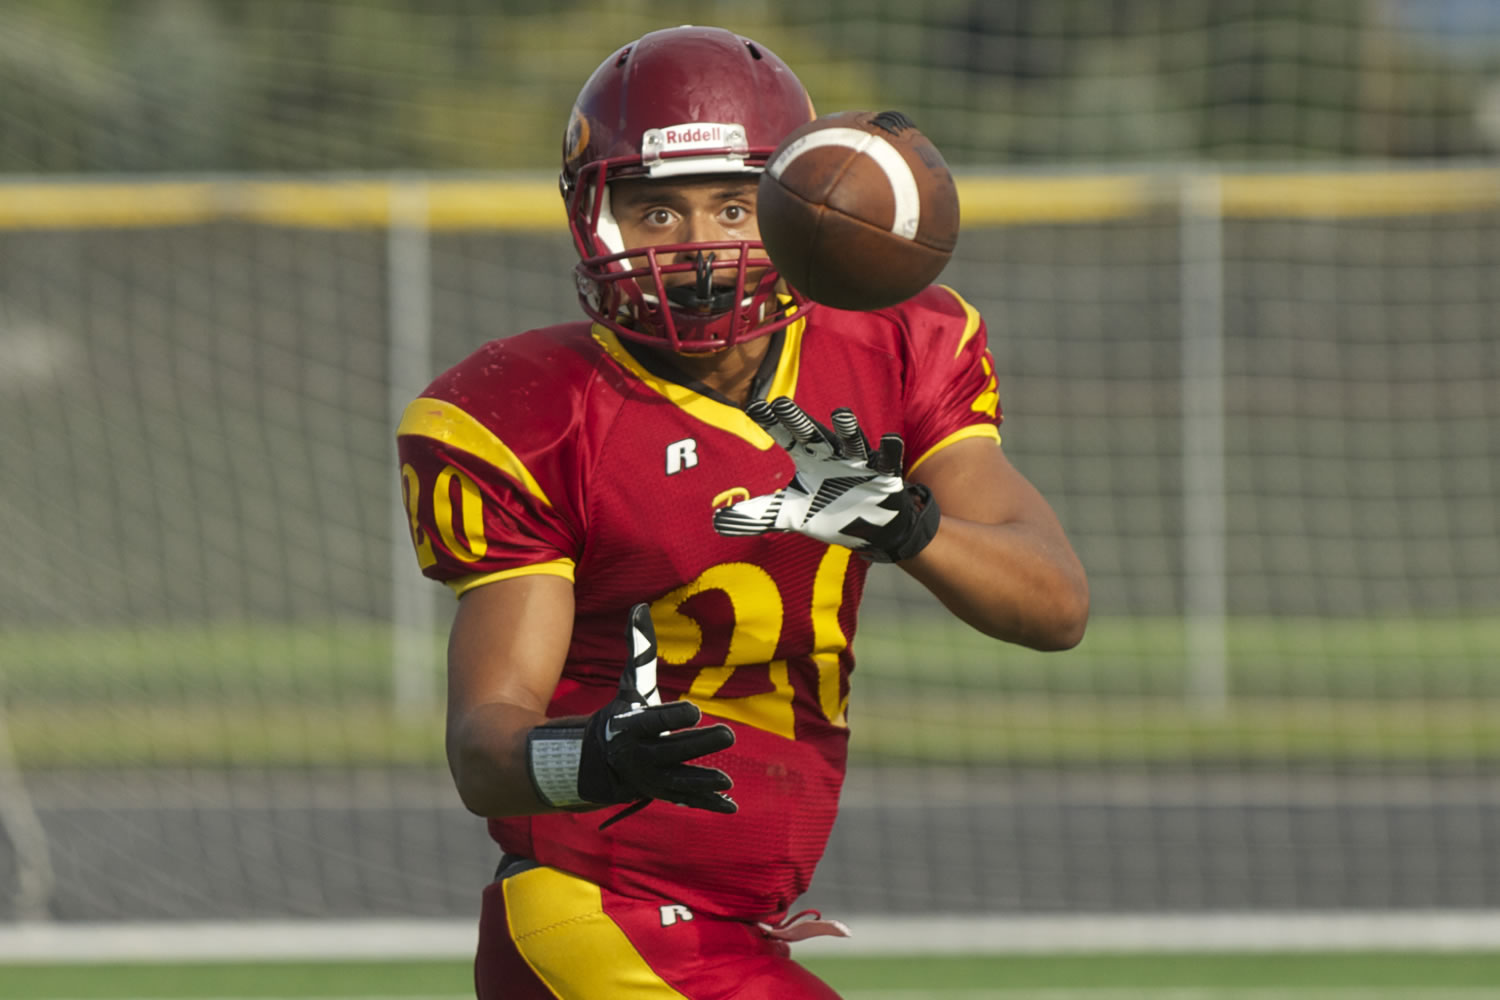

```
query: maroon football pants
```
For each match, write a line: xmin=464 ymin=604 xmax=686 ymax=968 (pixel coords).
xmin=474 ymin=862 xmax=843 ymax=999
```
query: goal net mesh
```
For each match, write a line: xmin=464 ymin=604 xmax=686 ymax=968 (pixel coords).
xmin=1 ymin=0 xmax=1498 ymax=931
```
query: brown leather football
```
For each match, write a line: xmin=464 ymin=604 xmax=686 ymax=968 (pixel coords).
xmin=757 ymin=110 xmax=960 ymax=311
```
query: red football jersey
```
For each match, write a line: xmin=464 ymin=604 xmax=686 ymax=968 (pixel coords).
xmin=397 ymin=285 xmax=1002 ymax=921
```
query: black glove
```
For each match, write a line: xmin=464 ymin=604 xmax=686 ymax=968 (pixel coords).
xmin=712 ymin=397 xmax=941 ymax=563
xmin=527 ymin=604 xmax=737 ymax=826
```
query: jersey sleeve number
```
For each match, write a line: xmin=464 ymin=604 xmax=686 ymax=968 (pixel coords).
xmin=402 ymin=462 xmax=488 ymax=568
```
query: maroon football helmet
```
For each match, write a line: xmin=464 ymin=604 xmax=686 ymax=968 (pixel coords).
xmin=561 ymin=26 xmax=817 ymax=352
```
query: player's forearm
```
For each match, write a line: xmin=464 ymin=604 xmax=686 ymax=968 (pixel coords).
xmin=901 ymin=514 xmax=1089 ymax=650
xmin=447 ymin=701 xmax=574 ymax=818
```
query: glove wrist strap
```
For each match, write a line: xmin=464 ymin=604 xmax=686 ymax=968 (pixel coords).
xmin=526 ymin=725 xmax=588 ymax=808
xmin=868 ymin=483 xmax=941 ymax=563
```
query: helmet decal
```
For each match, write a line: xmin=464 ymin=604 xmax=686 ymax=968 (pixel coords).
xmin=563 ymin=107 xmax=591 ymax=171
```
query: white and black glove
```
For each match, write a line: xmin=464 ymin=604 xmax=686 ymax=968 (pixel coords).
xmin=712 ymin=396 xmax=941 ymax=563
xmin=527 ymin=604 xmax=736 ymax=828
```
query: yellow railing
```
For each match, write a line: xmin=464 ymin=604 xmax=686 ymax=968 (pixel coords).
xmin=1 ymin=168 xmax=1497 ymax=230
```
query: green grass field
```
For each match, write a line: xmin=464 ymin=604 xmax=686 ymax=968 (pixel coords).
xmin=4 ymin=953 xmax=1500 ymax=999
xmin=5 ymin=614 xmax=1500 ymax=766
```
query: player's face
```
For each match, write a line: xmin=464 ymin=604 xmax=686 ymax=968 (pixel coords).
xmin=612 ymin=175 xmax=760 ymax=247
xmin=610 ymin=176 xmax=765 ymax=294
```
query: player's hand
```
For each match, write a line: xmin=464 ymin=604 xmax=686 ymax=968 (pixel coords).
xmin=526 ymin=604 xmax=737 ymax=823
xmin=712 ymin=397 xmax=941 ymax=563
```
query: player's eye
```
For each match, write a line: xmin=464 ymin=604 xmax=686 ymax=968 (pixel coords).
xmin=721 ymin=205 xmax=749 ymax=223
xmin=646 ymin=208 xmax=675 ymax=226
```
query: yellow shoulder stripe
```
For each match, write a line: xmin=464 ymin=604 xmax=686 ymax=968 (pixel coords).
xmin=908 ymin=424 xmax=1001 ymax=476
xmin=447 ymin=560 xmax=576 ymax=597
xmin=938 ymin=285 xmax=984 ymax=359
xmin=398 ymin=398 xmax=552 ymax=507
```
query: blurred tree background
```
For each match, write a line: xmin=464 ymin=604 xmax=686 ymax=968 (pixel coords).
xmin=1 ymin=0 xmax=1499 ymax=173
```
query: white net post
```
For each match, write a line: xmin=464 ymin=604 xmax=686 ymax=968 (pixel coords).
xmin=1180 ymin=171 xmax=1230 ymax=715
xmin=387 ymin=178 xmax=438 ymax=717
xmin=0 ymin=704 xmax=53 ymax=922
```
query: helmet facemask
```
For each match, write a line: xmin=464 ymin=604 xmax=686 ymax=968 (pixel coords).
xmin=566 ymin=157 xmax=810 ymax=354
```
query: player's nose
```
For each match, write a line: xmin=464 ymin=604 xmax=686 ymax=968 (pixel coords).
xmin=679 ymin=209 xmax=738 ymax=254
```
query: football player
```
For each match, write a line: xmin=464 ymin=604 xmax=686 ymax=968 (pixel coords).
xmin=397 ymin=24 xmax=1088 ymax=1000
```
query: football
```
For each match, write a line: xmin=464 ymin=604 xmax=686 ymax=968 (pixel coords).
xmin=757 ymin=110 xmax=960 ymax=311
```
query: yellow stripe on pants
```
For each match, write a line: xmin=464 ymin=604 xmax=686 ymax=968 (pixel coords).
xmin=502 ymin=865 xmax=690 ymax=999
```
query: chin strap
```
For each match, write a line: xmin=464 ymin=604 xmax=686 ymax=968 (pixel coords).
xmin=664 ymin=251 xmax=740 ymax=315
xmin=695 ymin=249 xmax=715 ymax=300
xmin=756 ymin=908 xmax=853 ymax=942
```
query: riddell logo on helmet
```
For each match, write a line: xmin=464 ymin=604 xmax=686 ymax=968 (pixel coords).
xmin=664 ymin=126 xmax=722 ymax=144
xmin=642 ymin=122 xmax=747 ymax=157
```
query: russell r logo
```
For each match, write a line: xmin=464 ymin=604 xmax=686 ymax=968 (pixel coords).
xmin=666 ymin=438 xmax=699 ymax=475
xmin=660 ymin=904 xmax=694 ymax=927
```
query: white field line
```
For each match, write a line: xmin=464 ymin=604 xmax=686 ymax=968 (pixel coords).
xmin=5 ymin=912 xmax=1500 ymax=962
xmin=0 ymin=920 xmax=476 ymax=962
